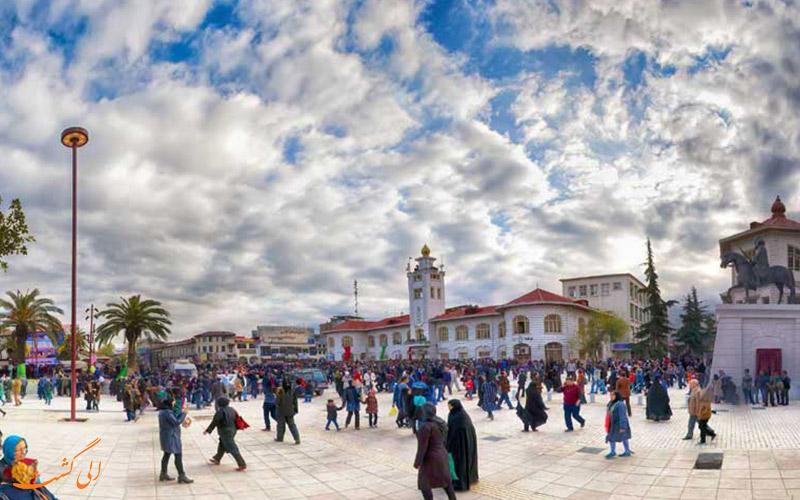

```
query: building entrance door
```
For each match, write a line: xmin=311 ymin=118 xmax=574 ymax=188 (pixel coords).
xmin=756 ymin=348 xmax=782 ymax=375
xmin=545 ymin=342 xmax=563 ymax=364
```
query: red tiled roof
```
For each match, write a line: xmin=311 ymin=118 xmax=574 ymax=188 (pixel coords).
xmin=194 ymin=331 xmax=237 ymax=338
xmin=327 ymin=314 xmax=410 ymax=333
xmin=499 ymin=288 xmax=590 ymax=309
xmin=431 ymin=306 xmax=500 ymax=322
xmin=749 ymin=196 xmax=800 ymax=230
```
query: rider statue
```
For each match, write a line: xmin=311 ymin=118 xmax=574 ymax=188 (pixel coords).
xmin=751 ymin=236 xmax=770 ymax=286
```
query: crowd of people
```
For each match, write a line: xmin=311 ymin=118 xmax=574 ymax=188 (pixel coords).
xmin=0 ymin=354 xmax=789 ymax=499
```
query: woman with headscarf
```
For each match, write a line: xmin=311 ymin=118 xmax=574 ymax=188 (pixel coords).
xmin=523 ymin=375 xmax=548 ymax=432
xmin=480 ymin=375 xmax=498 ymax=421
xmin=0 ymin=436 xmax=58 ymax=500
xmin=414 ymin=403 xmax=457 ymax=500
xmin=645 ymin=376 xmax=672 ymax=421
xmin=158 ymin=396 xmax=194 ymax=484
xmin=204 ymin=396 xmax=247 ymax=471
xmin=605 ymin=391 xmax=633 ymax=458
xmin=1 ymin=436 xmax=27 ymax=480
xmin=446 ymin=400 xmax=478 ymax=492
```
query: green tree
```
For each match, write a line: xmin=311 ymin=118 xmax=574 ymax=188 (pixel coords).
xmin=0 ymin=289 xmax=63 ymax=366
xmin=575 ymin=311 xmax=629 ymax=359
xmin=0 ymin=196 xmax=35 ymax=272
xmin=702 ymin=314 xmax=717 ymax=354
xmin=95 ymin=343 xmax=116 ymax=358
xmin=676 ymin=287 xmax=707 ymax=356
xmin=633 ymin=239 xmax=677 ymax=358
xmin=95 ymin=295 xmax=171 ymax=373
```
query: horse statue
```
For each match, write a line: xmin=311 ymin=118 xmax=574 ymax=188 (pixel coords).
xmin=720 ymin=251 xmax=797 ymax=304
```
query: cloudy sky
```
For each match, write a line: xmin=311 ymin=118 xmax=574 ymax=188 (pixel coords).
xmin=1 ymin=0 xmax=799 ymax=339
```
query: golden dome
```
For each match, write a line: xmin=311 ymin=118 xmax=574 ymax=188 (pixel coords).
xmin=421 ymin=244 xmax=431 ymax=257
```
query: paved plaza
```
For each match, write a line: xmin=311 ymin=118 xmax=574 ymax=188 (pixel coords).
xmin=10 ymin=386 xmax=800 ymax=500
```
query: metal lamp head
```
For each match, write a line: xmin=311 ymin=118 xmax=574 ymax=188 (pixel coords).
xmin=61 ymin=127 xmax=89 ymax=148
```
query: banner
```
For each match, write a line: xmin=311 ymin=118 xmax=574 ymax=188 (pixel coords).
xmin=407 ymin=346 xmax=413 ymax=361
xmin=380 ymin=345 xmax=387 ymax=361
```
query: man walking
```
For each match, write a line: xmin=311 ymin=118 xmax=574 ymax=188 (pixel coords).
xmin=558 ymin=377 xmax=585 ymax=432
xmin=683 ymin=379 xmax=700 ymax=440
xmin=742 ymin=369 xmax=755 ymax=405
xmin=275 ymin=381 xmax=301 ymax=445
xmin=498 ymin=372 xmax=514 ymax=410
xmin=616 ymin=369 xmax=632 ymax=417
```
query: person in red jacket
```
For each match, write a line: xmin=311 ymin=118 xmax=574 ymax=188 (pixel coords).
xmin=558 ymin=377 xmax=585 ymax=432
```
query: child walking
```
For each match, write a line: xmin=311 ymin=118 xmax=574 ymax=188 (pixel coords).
xmin=325 ymin=399 xmax=341 ymax=431
xmin=365 ymin=389 xmax=379 ymax=428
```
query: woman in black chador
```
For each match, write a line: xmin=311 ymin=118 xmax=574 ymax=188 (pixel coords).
xmin=524 ymin=376 xmax=548 ymax=431
xmin=645 ymin=376 xmax=672 ymax=422
xmin=446 ymin=399 xmax=478 ymax=491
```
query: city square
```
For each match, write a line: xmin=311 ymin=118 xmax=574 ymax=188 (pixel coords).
xmin=3 ymin=1 xmax=800 ymax=500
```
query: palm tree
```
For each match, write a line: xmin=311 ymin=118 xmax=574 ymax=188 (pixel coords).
xmin=0 ymin=289 xmax=63 ymax=366
xmin=55 ymin=327 xmax=89 ymax=360
xmin=95 ymin=295 xmax=171 ymax=373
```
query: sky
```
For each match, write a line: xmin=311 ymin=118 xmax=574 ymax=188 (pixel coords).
xmin=1 ymin=0 xmax=799 ymax=339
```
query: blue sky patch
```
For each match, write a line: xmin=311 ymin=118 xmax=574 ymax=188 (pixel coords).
xmin=689 ymin=45 xmax=732 ymax=74
xmin=486 ymin=90 xmax=523 ymax=143
xmin=283 ymin=136 xmax=304 ymax=165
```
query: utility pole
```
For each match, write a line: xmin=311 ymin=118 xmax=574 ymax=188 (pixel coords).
xmin=354 ymin=280 xmax=359 ymax=317
xmin=85 ymin=304 xmax=97 ymax=370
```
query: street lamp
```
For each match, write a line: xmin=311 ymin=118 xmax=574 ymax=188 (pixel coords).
xmin=85 ymin=304 xmax=98 ymax=371
xmin=61 ymin=126 xmax=88 ymax=422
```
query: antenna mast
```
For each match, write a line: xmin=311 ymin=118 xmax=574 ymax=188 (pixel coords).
xmin=354 ymin=280 xmax=359 ymax=317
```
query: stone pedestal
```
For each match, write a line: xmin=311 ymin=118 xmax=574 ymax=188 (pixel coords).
xmin=712 ymin=305 xmax=800 ymax=399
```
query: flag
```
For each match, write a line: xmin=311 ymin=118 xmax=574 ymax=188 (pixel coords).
xmin=343 ymin=346 xmax=352 ymax=362
xmin=407 ymin=346 xmax=413 ymax=361
xmin=116 ymin=365 xmax=127 ymax=380
xmin=380 ymin=345 xmax=387 ymax=361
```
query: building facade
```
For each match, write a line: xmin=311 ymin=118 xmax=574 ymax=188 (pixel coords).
xmin=560 ymin=273 xmax=649 ymax=354
xmin=323 ymin=245 xmax=594 ymax=362
xmin=150 ymin=338 xmax=198 ymax=367
xmin=195 ymin=331 xmax=236 ymax=361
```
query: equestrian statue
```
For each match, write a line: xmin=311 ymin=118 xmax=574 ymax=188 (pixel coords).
xmin=720 ymin=236 xmax=797 ymax=304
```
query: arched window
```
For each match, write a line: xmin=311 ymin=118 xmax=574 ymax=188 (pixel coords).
xmin=476 ymin=323 xmax=490 ymax=339
xmin=416 ymin=328 xmax=424 ymax=341
xmin=379 ymin=334 xmax=388 ymax=347
xmin=328 ymin=337 xmax=335 ymax=349
xmin=367 ymin=336 xmax=375 ymax=348
xmin=498 ymin=322 xmax=506 ymax=338
xmin=393 ymin=332 xmax=402 ymax=345
xmin=438 ymin=327 xmax=449 ymax=342
xmin=456 ymin=325 xmax=468 ymax=341
xmin=789 ymin=245 xmax=800 ymax=271
xmin=342 ymin=336 xmax=353 ymax=347
xmin=406 ymin=330 xmax=411 ymax=342
xmin=578 ymin=318 xmax=586 ymax=334
xmin=513 ymin=315 xmax=529 ymax=334
xmin=544 ymin=314 xmax=562 ymax=334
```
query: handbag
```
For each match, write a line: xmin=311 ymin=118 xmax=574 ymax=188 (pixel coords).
xmin=448 ymin=453 xmax=459 ymax=480
xmin=234 ymin=412 xmax=250 ymax=430
xmin=388 ymin=406 xmax=398 ymax=417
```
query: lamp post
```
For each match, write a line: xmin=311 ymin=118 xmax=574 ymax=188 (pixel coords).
xmin=61 ymin=126 xmax=88 ymax=422
xmin=85 ymin=304 xmax=97 ymax=371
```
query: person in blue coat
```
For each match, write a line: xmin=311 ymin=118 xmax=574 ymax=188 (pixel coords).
xmin=605 ymin=391 xmax=633 ymax=458
xmin=158 ymin=397 xmax=193 ymax=483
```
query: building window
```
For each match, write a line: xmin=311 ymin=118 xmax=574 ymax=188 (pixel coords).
xmin=613 ymin=282 xmax=622 ymax=290
xmin=393 ymin=332 xmax=402 ymax=345
xmin=590 ymin=284 xmax=598 ymax=296
xmin=414 ymin=274 xmax=421 ymax=281
xmin=415 ymin=328 xmax=424 ymax=341
xmin=367 ymin=336 xmax=375 ymax=348
xmin=437 ymin=288 xmax=442 ymax=299
xmin=478 ymin=350 xmax=491 ymax=358
xmin=406 ymin=330 xmax=411 ymax=342
xmin=438 ymin=327 xmax=449 ymax=342
xmin=790 ymin=245 xmax=800 ymax=271
xmin=379 ymin=334 xmax=388 ymax=347
xmin=430 ymin=287 xmax=435 ymax=297
xmin=579 ymin=285 xmax=587 ymax=297
xmin=439 ymin=353 xmax=449 ymax=359
xmin=513 ymin=315 xmax=529 ymax=334
xmin=544 ymin=314 xmax=562 ymax=334
xmin=476 ymin=323 xmax=490 ymax=339
xmin=431 ymin=273 xmax=440 ymax=280
xmin=342 ymin=336 xmax=353 ymax=347
xmin=567 ymin=286 xmax=576 ymax=298
xmin=458 ymin=351 xmax=468 ymax=360
xmin=498 ymin=322 xmax=506 ymax=338
xmin=601 ymin=283 xmax=610 ymax=296
xmin=414 ymin=289 xmax=422 ymax=299
xmin=630 ymin=283 xmax=635 ymax=297
xmin=630 ymin=304 xmax=635 ymax=320
xmin=456 ymin=325 xmax=468 ymax=341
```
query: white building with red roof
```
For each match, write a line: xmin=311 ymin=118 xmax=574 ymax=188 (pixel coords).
xmin=323 ymin=245 xmax=594 ymax=362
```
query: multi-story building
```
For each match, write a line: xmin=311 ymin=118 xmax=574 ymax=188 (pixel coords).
xmin=195 ymin=331 xmax=236 ymax=361
xmin=150 ymin=338 xmax=198 ymax=367
xmin=560 ymin=273 xmax=649 ymax=355
xmin=233 ymin=336 xmax=260 ymax=364
xmin=252 ymin=325 xmax=317 ymax=361
xmin=322 ymin=245 xmax=595 ymax=362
